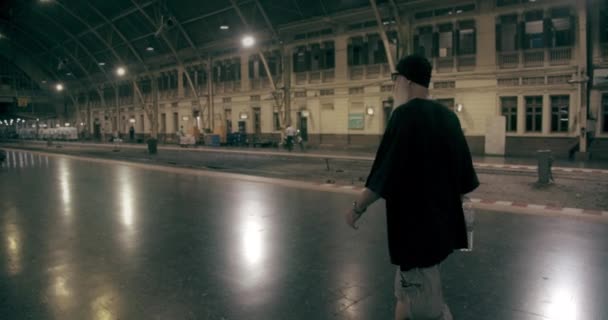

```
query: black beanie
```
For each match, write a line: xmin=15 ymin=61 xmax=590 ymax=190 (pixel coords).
xmin=395 ymin=54 xmax=432 ymax=88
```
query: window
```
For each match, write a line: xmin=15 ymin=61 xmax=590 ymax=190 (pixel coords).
xmin=550 ymin=8 xmax=574 ymax=47
xmin=551 ymin=95 xmax=569 ymax=132
xmin=601 ymin=9 xmax=608 ymax=44
xmin=496 ymin=14 xmax=519 ymax=52
xmin=602 ymin=94 xmax=608 ymax=132
xmin=273 ymin=112 xmax=281 ymax=130
xmin=348 ymin=37 xmax=368 ymax=66
xmin=501 ymin=97 xmax=518 ymax=132
xmin=525 ymin=96 xmax=543 ymax=132
xmin=436 ymin=98 xmax=455 ymax=111
xmin=293 ymin=46 xmax=309 ymax=72
xmin=369 ymin=34 xmax=387 ymax=64
xmin=524 ymin=11 xmax=545 ymax=49
xmin=253 ymin=108 xmax=261 ymax=134
xmin=293 ymin=43 xmax=334 ymax=72
xmin=311 ymin=43 xmax=322 ymax=71
xmin=323 ymin=42 xmax=335 ymax=69
xmin=415 ymin=26 xmax=434 ymax=58
xmin=225 ymin=109 xmax=232 ymax=133
xmin=458 ymin=20 xmax=477 ymax=55
xmin=214 ymin=59 xmax=241 ymax=82
xmin=438 ymin=24 xmax=453 ymax=57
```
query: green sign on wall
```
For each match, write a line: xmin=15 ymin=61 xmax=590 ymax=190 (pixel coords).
xmin=348 ymin=113 xmax=365 ymax=130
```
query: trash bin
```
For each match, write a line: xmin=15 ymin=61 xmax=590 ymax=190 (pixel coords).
xmin=537 ymin=149 xmax=553 ymax=184
xmin=147 ymin=138 xmax=158 ymax=154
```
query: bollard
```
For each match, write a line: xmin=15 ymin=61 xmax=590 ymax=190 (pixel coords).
xmin=537 ymin=149 xmax=553 ymax=184
xmin=147 ymin=138 xmax=158 ymax=155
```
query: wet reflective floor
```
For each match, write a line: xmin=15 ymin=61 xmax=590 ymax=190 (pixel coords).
xmin=1 ymin=150 xmax=607 ymax=320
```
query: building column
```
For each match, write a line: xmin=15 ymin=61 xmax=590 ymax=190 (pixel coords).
xmin=177 ymin=66 xmax=184 ymax=98
xmin=542 ymin=94 xmax=551 ymax=135
xmin=241 ymin=52 xmax=251 ymax=92
xmin=476 ymin=14 xmax=497 ymax=71
xmin=517 ymin=95 xmax=525 ymax=135
xmin=335 ymin=35 xmax=349 ymax=81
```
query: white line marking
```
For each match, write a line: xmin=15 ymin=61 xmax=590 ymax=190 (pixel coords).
xmin=495 ymin=201 xmax=513 ymax=206
xmin=528 ymin=204 xmax=546 ymax=210
xmin=562 ymin=208 xmax=584 ymax=214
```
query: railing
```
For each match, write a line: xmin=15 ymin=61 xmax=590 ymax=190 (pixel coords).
xmin=322 ymin=70 xmax=335 ymax=83
xmin=293 ymin=70 xmax=334 ymax=85
xmin=349 ymin=66 xmax=365 ymax=80
xmin=214 ymin=81 xmax=240 ymax=94
xmin=295 ymin=72 xmax=307 ymax=85
xmin=498 ymin=52 xmax=520 ymax=69
xmin=436 ymin=57 xmax=454 ymax=73
xmin=549 ymin=47 xmax=572 ymax=65
xmin=366 ymin=64 xmax=381 ymax=79
xmin=348 ymin=64 xmax=389 ymax=80
xmin=457 ymin=55 xmax=476 ymax=71
xmin=309 ymin=71 xmax=321 ymax=83
xmin=523 ymin=49 xmax=545 ymax=67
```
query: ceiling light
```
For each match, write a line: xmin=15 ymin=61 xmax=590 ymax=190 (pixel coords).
xmin=146 ymin=46 xmax=154 ymax=51
xmin=116 ymin=67 xmax=126 ymax=77
xmin=55 ymin=83 xmax=64 ymax=91
xmin=220 ymin=25 xmax=229 ymax=30
xmin=242 ymin=35 xmax=255 ymax=48
xmin=66 ymin=72 xmax=72 ymax=76
xmin=98 ymin=62 xmax=106 ymax=66
xmin=41 ymin=80 xmax=47 ymax=84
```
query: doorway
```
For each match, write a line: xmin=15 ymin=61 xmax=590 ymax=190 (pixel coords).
xmin=297 ymin=112 xmax=308 ymax=141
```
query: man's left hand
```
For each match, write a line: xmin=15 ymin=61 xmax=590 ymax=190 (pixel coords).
xmin=345 ymin=209 xmax=363 ymax=230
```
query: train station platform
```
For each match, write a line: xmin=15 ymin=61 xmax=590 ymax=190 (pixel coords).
xmin=1 ymin=150 xmax=607 ymax=319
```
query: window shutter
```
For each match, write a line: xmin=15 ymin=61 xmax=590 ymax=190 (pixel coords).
xmin=432 ymin=32 xmax=439 ymax=57
xmin=472 ymin=28 xmax=477 ymax=54
xmin=495 ymin=24 xmax=502 ymax=52
xmin=517 ymin=21 xmax=526 ymax=50
xmin=454 ymin=29 xmax=460 ymax=55
xmin=544 ymin=18 xmax=553 ymax=48
xmin=414 ymin=35 xmax=421 ymax=55
xmin=569 ymin=15 xmax=576 ymax=46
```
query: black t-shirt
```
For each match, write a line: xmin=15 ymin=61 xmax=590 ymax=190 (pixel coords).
xmin=365 ymin=98 xmax=479 ymax=271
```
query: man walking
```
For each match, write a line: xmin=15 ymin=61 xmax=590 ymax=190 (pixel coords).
xmin=345 ymin=55 xmax=479 ymax=320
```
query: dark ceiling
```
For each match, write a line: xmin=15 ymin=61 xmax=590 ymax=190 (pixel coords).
xmin=0 ymin=0 xmax=390 ymax=88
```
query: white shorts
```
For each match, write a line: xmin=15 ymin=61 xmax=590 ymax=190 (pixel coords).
xmin=394 ymin=265 xmax=453 ymax=320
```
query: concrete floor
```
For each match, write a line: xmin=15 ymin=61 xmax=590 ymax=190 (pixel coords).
xmin=1 ymin=151 xmax=607 ymax=320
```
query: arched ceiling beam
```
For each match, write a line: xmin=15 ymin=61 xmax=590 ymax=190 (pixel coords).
xmin=52 ymin=0 xmax=151 ymax=106
xmin=34 ymin=9 xmax=116 ymax=89
xmin=180 ymin=0 xmax=254 ymax=25
xmin=129 ymin=0 xmax=200 ymax=102
xmin=230 ymin=0 xmax=277 ymax=91
xmin=38 ymin=0 xmax=160 ymax=59
xmin=0 ymin=18 xmax=101 ymax=101
xmin=254 ymin=0 xmax=279 ymax=40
